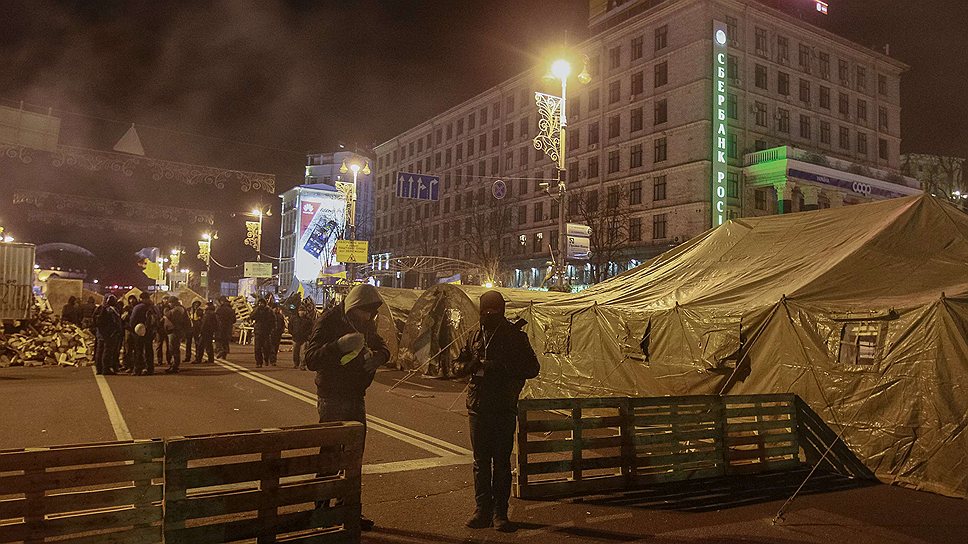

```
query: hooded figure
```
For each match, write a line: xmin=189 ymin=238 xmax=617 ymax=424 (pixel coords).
xmin=304 ymin=284 xmax=390 ymax=532
xmin=251 ymin=298 xmax=276 ymax=368
xmin=194 ymin=302 xmax=218 ymax=365
xmin=455 ymin=290 xmax=540 ymax=532
xmin=94 ymin=295 xmax=123 ymax=375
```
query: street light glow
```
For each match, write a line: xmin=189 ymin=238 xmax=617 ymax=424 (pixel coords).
xmin=550 ymin=59 xmax=571 ymax=80
xmin=202 ymin=232 xmax=211 ymax=240
xmin=349 ymin=163 xmax=361 ymax=174
xmin=251 ymin=208 xmax=262 ymax=217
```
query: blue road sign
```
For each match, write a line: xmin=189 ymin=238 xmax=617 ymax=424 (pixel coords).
xmin=395 ymin=172 xmax=440 ymax=201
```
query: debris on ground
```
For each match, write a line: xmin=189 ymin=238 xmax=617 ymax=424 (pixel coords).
xmin=0 ymin=312 xmax=95 ymax=368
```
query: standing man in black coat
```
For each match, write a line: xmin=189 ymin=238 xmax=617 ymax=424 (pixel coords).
xmin=250 ymin=298 xmax=276 ymax=368
xmin=215 ymin=297 xmax=236 ymax=358
xmin=288 ymin=305 xmax=313 ymax=370
xmin=128 ymin=292 xmax=158 ymax=376
xmin=93 ymin=295 xmax=123 ymax=375
xmin=185 ymin=300 xmax=204 ymax=364
xmin=456 ymin=290 xmax=540 ymax=532
xmin=304 ymin=284 xmax=389 ymax=532
xmin=193 ymin=302 xmax=218 ymax=365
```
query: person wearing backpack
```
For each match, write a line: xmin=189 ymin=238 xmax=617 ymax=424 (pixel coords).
xmin=165 ymin=298 xmax=190 ymax=374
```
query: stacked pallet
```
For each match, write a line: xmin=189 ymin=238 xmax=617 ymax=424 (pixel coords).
xmin=0 ymin=314 xmax=96 ymax=368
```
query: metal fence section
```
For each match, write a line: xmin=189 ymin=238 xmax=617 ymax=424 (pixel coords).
xmin=514 ymin=394 xmax=800 ymax=499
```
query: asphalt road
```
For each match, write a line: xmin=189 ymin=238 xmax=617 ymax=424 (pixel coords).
xmin=1 ymin=344 xmax=966 ymax=543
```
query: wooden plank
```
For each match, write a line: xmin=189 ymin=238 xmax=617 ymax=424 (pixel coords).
xmin=632 ymin=413 xmax=718 ymax=426
xmin=165 ymin=423 xmax=364 ymax=462
xmin=166 ymin=476 xmax=357 ymax=521
xmin=52 ymin=524 xmax=162 ymax=544
xmin=724 ymin=394 xmax=795 ymax=404
xmin=524 ymin=435 xmax=623 ymax=454
xmin=42 ymin=483 xmax=163 ymax=516
xmin=633 ymin=428 xmax=720 ymax=446
xmin=514 ymin=474 xmax=627 ymax=500
xmin=521 ymin=419 xmax=577 ymax=433
xmin=724 ymin=405 xmax=794 ymax=418
xmin=164 ymin=504 xmax=357 ymax=544
xmin=0 ymin=505 xmax=161 ymax=543
xmin=631 ymin=465 xmax=724 ymax=484
xmin=725 ymin=432 xmax=797 ymax=447
xmin=165 ymin=452 xmax=334 ymax=490
xmin=0 ymin=462 xmax=163 ymax=495
xmin=576 ymin=415 xmax=624 ymax=430
xmin=628 ymin=395 xmax=721 ymax=407
xmin=0 ymin=441 xmax=163 ymax=473
xmin=635 ymin=449 xmax=723 ymax=468
xmin=726 ymin=444 xmax=799 ymax=462
xmin=726 ymin=458 xmax=800 ymax=474
xmin=518 ymin=398 xmax=579 ymax=411
xmin=578 ymin=455 xmax=626 ymax=471
xmin=725 ymin=419 xmax=795 ymax=433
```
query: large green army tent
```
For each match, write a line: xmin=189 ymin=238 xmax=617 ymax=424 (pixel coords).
xmin=518 ymin=195 xmax=968 ymax=498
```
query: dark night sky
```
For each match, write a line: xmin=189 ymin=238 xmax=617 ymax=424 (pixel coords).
xmin=0 ymin=0 xmax=965 ymax=282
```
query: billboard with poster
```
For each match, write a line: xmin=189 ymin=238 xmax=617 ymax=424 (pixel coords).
xmin=295 ymin=191 xmax=346 ymax=285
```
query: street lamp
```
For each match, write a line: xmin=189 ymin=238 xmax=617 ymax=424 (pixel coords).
xmin=198 ymin=231 xmax=217 ymax=299
xmin=338 ymin=157 xmax=371 ymax=282
xmin=243 ymin=206 xmax=272 ymax=261
xmin=534 ymin=55 xmax=591 ymax=291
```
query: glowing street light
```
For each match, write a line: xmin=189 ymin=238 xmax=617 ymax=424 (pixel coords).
xmin=534 ymin=54 xmax=591 ymax=291
xmin=243 ymin=206 xmax=272 ymax=261
xmin=337 ymin=157 xmax=371 ymax=282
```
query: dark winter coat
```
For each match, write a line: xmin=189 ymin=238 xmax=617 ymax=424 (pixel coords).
xmin=94 ymin=305 xmax=124 ymax=340
xmin=61 ymin=303 xmax=81 ymax=325
xmin=288 ymin=313 xmax=313 ymax=343
xmin=215 ymin=303 xmax=236 ymax=338
xmin=455 ymin=319 xmax=540 ymax=415
xmin=199 ymin=308 xmax=218 ymax=336
xmin=251 ymin=305 xmax=275 ymax=335
xmin=129 ymin=302 xmax=158 ymax=334
xmin=304 ymin=304 xmax=390 ymax=400
xmin=272 ymin=311 xmax=286 ymax=341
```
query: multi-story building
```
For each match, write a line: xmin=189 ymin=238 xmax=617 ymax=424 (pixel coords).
xmin=373 ymin=0 xmax=919 ymax=289
xmin=304 ymin=149 xmax=375 ymax=242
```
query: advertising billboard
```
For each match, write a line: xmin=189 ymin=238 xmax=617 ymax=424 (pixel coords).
xmin=294 ymin=191 xmax=346 ymax=284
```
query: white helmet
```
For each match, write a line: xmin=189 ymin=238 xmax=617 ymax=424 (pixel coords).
xmin=134 ymin=323 xmax=147 ymax=337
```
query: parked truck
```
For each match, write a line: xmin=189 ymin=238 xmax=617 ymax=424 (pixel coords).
xmin=0 ymin=242 xmax=36 ymax=322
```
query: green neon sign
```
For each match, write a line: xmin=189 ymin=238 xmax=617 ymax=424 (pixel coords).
xmin=712 ymin=20 xmax=728 ymax=227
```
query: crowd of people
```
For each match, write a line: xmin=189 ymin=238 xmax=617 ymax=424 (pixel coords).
xmin=62 ymin=293 xmax=318 ymax=375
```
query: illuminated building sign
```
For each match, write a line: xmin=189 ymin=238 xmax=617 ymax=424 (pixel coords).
xmin=815 ymin=1 xmax=829 ymax=15
xmin=711 ymin=20 xmax=728 ymax=227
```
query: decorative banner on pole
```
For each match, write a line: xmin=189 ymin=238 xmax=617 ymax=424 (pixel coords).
xmin=197 ymin=240 xmax=211 ymax=265
xmin=244 ymin=221 xmax=261 ymax=251
xmin=243 ymin=261 xmax=273 ymax=278
xmin=533 ymin=92 xmax=563 ymax=166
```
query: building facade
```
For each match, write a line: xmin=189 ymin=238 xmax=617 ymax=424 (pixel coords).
xmin=304 ymin=149 xmax=375 ymax=243
xmin=373 ymin=0 xmax=918 ymax=289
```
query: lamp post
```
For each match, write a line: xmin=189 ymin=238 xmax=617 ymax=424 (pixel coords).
xmin=243 ymin=206 xmax=271 ymax=261
xmin=338 ymin=157 xmax=371 ymax=282
xmin=198 ymin=231 xmax=216 ymax=299
xmin=534 ymin=56 xmax=591 ymax=291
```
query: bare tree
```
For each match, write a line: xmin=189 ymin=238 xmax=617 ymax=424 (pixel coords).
xmin=902 ymin=154 xmax=966 ymax=200
xmin=461 ymin=190 xmax=514 ymax=282
xmin=571 ymin=184 xmax=634 ymax=284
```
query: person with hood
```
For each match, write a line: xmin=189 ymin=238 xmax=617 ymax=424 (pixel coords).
xmin=270 ymin=303 xmax=286 ymax=366
xmin=455 ymin=290 xmax=540 ymax=532
xmin=185 ymin=300 xmax=204 ymax=363
xmin=250 ymin=298 xmax=276 ymax=368
xmin=215 ymin=296 xmax=237 ymax=358
xmin=129 ymin=292 xmax=158 ymax=375
xmin=304 ymin=284 xmax=389 ymax=532
xmin=165 ymin=298 xmax=191 ymax=374
xmin=120 ymin=295 xmax=139 ymax=372
xmin=289 ymin=304 xmax=314 ymax=370
xmin=61 ymin=296 xmax=81 ymax=326
xmin=193 ymin=301 xmax=218 ymax=365
xmin=93 ymin=295 xmax=123 ymax=375
xmin=80 ymin=296 xmax=97 ymax=330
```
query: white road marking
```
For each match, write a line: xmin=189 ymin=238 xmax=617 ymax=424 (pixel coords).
xmin=587 ymin=513 xmax=633 ymax=524
xmin=517 ymin=521 xmax=576 ymax=537
xmin=93 ymin=368 xmax=133 ymax=441
xmin=215 ymin=358 xmax=473 ymax=459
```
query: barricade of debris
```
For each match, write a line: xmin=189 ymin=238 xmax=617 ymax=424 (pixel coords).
xmin=0 ymin=311 xmax=95 ymax=368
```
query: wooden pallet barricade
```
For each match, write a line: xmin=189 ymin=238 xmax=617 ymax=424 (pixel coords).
xmin=163 ymin=422 xmax=364 ymax=544
xmin=515 ymin=394 xmax=800 ymax=499
xmin=0 ymin=439 xmax=164 ymax=544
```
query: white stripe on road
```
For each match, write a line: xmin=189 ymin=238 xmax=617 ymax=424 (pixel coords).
xmin=215 ymin=358 xmax=473 ymax=458
xmin=93 ymin=368 xmax=133 ymax=441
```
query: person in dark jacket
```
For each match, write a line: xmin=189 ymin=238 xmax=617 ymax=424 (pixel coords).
xmin=194 ymin=302 xmax=218 ymax=365
xmin=455 ymin=290 xmax=540 ymax=532
xmin=61 ymin=296 xmax=81 ymax=325
xmin=120 ymin=295 xmax=138 ymax=372
xmin=215 ymin=297 xmax=236 ymax=358
xmin=289 ymin=306 xmax=313 ymax=369
xmin=129 ymin=292 xmax=157 ymax=375
xmin=250 ymin=298 xmax=276 ymax=368
xmin=304 ymin=284 xmax=389 ymax=532
xmin=185 ymin=300 xmax=204 ymax=363
xmin=80 ymin=296 xmax=97 ymax=330
xmin=270 ymin=304 xmax=286 ymax=365
xmin=165 ymin=298 xmax=190 ymax=374
xmin=93 ymin=295 xmax=124 ymax=375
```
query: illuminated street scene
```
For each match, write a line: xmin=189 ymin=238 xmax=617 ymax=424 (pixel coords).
xmin=1 ymin=1 xmax=966 ymax=543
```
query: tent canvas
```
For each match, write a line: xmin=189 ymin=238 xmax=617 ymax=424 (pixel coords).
xmin=520 ymin=195 xmax=968 ymax=498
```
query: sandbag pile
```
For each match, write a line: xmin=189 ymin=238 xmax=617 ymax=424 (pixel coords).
xmin=0 ymin=315 xmax=95 ymax=368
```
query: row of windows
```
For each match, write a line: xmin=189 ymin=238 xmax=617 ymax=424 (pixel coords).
xmin=373 ymin=212 xmax=672 ymax=257
xmin=751 ymin=104 xmax=891 ymax=160
xmin=751 ymin=23 xmax=890 ymax=95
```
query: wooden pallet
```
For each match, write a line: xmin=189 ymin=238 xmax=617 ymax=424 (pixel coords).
xmin=515 ymin=394 xmax=800 ymax=499
xmin=162 ymin=422 xmax=364 ymax=544
xmin=0 ymin=439 xmax=164 ymax=543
